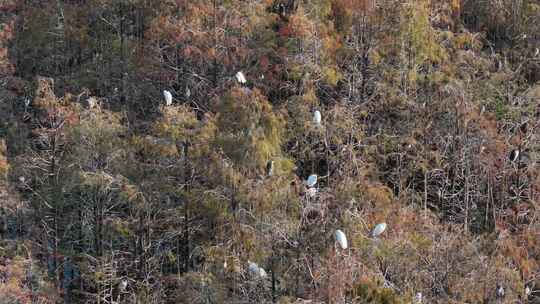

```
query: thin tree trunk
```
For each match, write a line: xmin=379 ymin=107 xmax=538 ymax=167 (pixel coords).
xmin=183 ymin=142 xmax=190 ymax=272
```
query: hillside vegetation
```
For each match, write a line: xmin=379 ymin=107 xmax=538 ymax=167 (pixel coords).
xmin=0 ymin=0 xmax=539 ymax=303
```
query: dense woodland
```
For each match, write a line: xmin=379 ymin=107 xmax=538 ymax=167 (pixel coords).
xmin=0 ymin=0 xmax=539 ymax=303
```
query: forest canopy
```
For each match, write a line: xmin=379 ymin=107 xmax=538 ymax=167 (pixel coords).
xmin=0 ymin=0 xmax=539 ymax=303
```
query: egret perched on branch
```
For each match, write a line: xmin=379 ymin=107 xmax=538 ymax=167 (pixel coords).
xmin=414 ymin=292 xmax=422 ymax=304
xmin=509 ymin=149 xmax=520 ymax=162
xmin=266 ymin=160 xmax=274 ymax=177
xmin=86 ymin=96 xmax=98 ymax=109
xmin=496 ymin=284 xmax=505 ymax=298
xmin=235 ymin=71 xmax=247 ymax=84
xmin=258 ymin=267 xmax=267 ymax=278
xmin=313 ymin=110 xmax=322 ymax=126
xmin=163 ymin=90 xmax=173 ymax=106
xmin=335 ymin=229 xmax=348 ymax=250
xmin=370 ymin=223 xmax=387 ymax=238
xmin=248 ymin=261 xmax=267 ymax=279
xmin=306 ymin=174 xmax=317 ymax=188
xmin=278 ymin=3 xmax=285 ymax=15
xmin=248 ymin=261 xmax=258 ymax=275
xmin=119 ymin=279 xmax=128 ymax=292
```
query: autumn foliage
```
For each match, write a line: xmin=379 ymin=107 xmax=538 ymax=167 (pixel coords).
xmin=0 ymin=0 xmax=539 ymax=303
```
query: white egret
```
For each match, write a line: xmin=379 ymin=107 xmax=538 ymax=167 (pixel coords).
xmin=370 ymin=223 xmax=387 ymax=238
xmin=235 ymin=71 xmax=247 ymax=84
xmin=534 ymin=48 xmax=539 ymax=57
xmin=248 ymin=261 xmax=266 ymax=279
xmin=306 ymin=174 xmax=317 ymax=188
xmin=163 ymin=90 xmax=173 ymax=106
xmin=258 ymin=267 xmax=267 ymax=278
xmin=414 ymin=292 xmax=422 ymax=303
xmin=248 ymin=261 xmax=259 ymax=275
xmin=266 ymin=160 xmax=274 ymax=177
xmin=496 ymin=284 xmax=505 ymax=298
xmin=86 ymin=97 xmax=98 ymax=109
xmin=335 ymin=229 xmax=348 ymax=250
xmin=119 ymin=279 xmax=128 ymax=292
xmin=497 ymin=59 xmax=503 ymax=71
xmin=509 ymin=149 xmax=520 ymax=162
xmin=278 ymin=3 xmax=285 ymax=15
xmin=313 ymin=110 xmax=321 ymax=126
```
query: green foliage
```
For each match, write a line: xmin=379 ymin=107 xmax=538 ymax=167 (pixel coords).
xmin=68 ymin=110 xmax=125 ymax=157
xmin=153 ymin=105 xmax=200 ymax=142
xmin=215 ymin=88 xmax=286 ymax=171
xmin=399 ymin=0 xmax=447 ymax=67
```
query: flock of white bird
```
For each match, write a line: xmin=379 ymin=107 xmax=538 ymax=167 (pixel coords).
xmin=158 ymin=71 xmax=423 ymax=300
xmin=334 ymin=223 xmax=387 ymax=251
xmin=162 ymin=71 xmax=249 ymax=106
xmin=152 ymin=71 xmax=532 ymax=301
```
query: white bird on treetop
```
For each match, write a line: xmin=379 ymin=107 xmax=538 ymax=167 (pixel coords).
xmin=509 ymin=149 xmax=520 ymax=162
xmin=266 ymin=160 xmax=274 ymax=177
xmin=247 ymin=261 xmax=266 ymax=279
xmin=235 ymin=71 xmax=247 ymax=84
xmin=313 ymin=110 xmax=322 ymax=126
xmin=119 ymin=279 xmax=128 ymax=292
xmin=163 ymin=90 xmax=173 ymax=106
xmin=306 ymin=174 xmax=317 ymax=188
xmin=248 ymin=261 xmax=258 ymax=274
xmin=87 ymin=96 xmax=98 ymax=109
xmin=335 ymin=229 xmax=348 ymax=250
xmin=414 ymin=292 xmax=422 ymax=303
xmin=496 ymin=284 xmax=505 ymax=298
xmin=371 ymin=222 xmax=387 ymax=238
xmin=258 ymin=267 xmax=267 ymax=278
